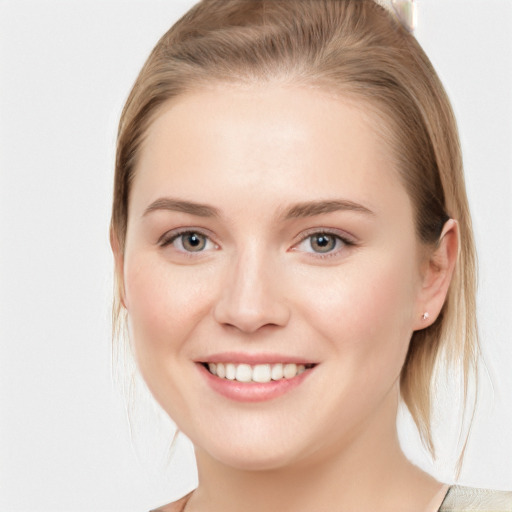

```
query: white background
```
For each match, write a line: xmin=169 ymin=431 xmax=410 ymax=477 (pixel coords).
xmin=0 ymin=1 xmax=511 ymax=510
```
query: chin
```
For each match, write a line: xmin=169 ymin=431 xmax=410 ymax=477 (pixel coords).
xmin=194 ymin=427 xmax=311 ymax=472
xmin=208 ymin=445 xmax=299 ymax=472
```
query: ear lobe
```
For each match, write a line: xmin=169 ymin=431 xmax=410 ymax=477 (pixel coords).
xmin=110 ymin=226 xmax=127 ymax=309
xmin=414 ymin=219 xmax=459 ymax=330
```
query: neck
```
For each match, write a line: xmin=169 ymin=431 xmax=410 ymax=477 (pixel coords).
xmin=186 ymin=388 xmax=445 ymax=512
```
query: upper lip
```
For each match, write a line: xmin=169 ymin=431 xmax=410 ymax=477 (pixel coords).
xmin=197 ymin=352 xmax=318 ymax=365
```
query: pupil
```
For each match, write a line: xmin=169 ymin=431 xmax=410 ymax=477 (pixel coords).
xmin=312 ymin=234 xmax=334 ymax=252
xmin=184 ymin=233 xmax=205 ymax=251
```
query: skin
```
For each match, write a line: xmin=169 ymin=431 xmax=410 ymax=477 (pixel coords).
xmin=113 ymin=85 xmax=458 ymax=512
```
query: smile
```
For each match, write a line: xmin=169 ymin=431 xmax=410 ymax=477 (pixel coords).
xmin=203 ymin=362 xmax=315 ymax=383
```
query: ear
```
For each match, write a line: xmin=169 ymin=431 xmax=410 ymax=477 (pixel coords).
xmin=413 ymin=219 xmax=459 ymax=331
xmin=110 ymin=226 xmax=127 ymax=309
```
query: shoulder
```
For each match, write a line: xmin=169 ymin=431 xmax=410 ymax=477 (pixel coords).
xmin=149 ymin=491 xmax=193 ymax=512
xmin=439 ymin=485 xmax=512 ymax=511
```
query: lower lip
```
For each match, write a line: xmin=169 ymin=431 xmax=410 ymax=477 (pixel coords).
xmin=197 ymin=363 xmax=314 ymax=403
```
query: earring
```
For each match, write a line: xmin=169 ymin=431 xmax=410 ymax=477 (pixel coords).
xmin=421 ymin=312 xmax=430 ymax=321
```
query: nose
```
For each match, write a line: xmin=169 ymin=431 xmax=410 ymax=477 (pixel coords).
xmin=213 ymin=247 xmax=291 ymax=334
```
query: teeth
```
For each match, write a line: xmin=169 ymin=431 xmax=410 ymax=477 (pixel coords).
xmin=206 ymin=362 xmax=311 ymax=382
xmin=225 ymin=363 xmax=236 ymax=380
xmin=216 ymin=363 xmax=225 ymax=378
xmin=253 ymin=364 xmax=271 ymax=383
xmin=271 ymin=363 xmax=283 ymax=380
xmin=283 ymin=363 xmax=297 ymax=379
xmin=235 ymin=364 xmax=252 ymax=382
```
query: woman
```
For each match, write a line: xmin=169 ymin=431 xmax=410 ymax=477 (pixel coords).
xmin=110 ymin=0 xmax=511 ymax=510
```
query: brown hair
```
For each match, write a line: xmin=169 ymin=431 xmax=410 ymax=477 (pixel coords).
xmin=111 ymin=0 xmax=478 ymax=463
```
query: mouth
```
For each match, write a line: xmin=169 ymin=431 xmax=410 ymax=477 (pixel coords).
xmin=201 ymin=362 xmax=317 ymax=383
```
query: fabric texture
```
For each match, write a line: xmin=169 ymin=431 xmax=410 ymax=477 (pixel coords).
xmin=439 ymin=486 xmax=512 ymax=511
xmin=149 ymin=492 xmax=192 ymax=512
xmin=150 ymin=486 xmax=512 ymax=511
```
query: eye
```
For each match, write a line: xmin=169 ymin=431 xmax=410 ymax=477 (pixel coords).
xmin=293 ymin=231 xmax=352 ymax=256
xmin=308 ymin=233 xmax=338 ymax=253
xmin=160 ymin=230 xmax=216 ymax=253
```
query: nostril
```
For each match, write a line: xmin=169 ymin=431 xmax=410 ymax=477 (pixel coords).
xmin=212 ymin=273 xmax=291 ymax=333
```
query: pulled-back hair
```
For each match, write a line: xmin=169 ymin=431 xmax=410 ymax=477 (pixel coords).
xmin=111 ymin=0 xmax=478 ymax=462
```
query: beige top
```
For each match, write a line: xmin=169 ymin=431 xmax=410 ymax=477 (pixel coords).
xmin=439 ymin=486 xmax=512 ymax=511
xmin=151 ymin=486 xmax=512 ymax=512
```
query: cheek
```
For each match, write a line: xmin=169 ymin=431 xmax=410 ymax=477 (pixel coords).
xmin=123 ymin=254 xmax=213 ymax=371
xmin=299 ymin=250 xmax=418 ymax=371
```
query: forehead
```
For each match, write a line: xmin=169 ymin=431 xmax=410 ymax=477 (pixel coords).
xmin=131 ymin=84 xmax=409 ymax=221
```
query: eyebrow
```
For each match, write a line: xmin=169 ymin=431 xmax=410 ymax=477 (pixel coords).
xmin=282 ymin=199 xmax=374 ymax=220
xmin=143 ymin=198 xmax=220 ymax=218
xmin=142 ymin=197 xmax=374 ymax=220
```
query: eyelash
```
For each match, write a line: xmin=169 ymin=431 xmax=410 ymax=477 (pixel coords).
xmin=158 ymin=228 xmax=355 ymax=258
xmin=159 ymin=229 xmax=218 ymax=254
xmin=292 ymin=229 xmax=355 ymax=259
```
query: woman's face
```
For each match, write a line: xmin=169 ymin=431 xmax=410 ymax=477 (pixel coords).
xmin=121 ymin=85 xmax=428 ymax=470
